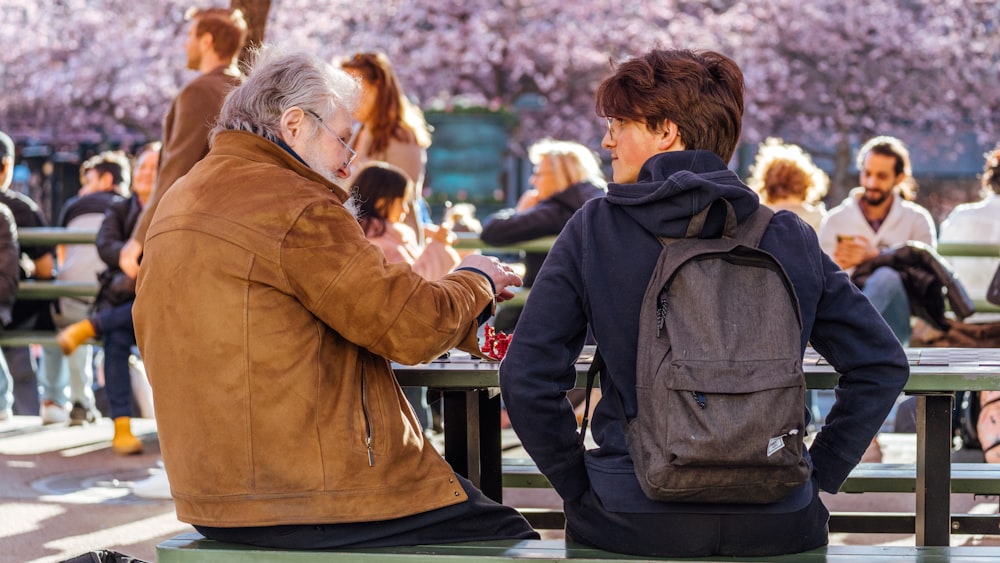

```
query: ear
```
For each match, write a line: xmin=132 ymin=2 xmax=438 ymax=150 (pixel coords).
xmin=199 ymin=31 xmax=215 ymax=53
xmin=279 ymin=107 xmax=308 ymax=146
xmin=654 ymin=118 xmax=685 ymax=152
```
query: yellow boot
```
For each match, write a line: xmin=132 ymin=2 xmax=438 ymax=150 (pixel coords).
xmin=57 ymin=319 xmax=96 ymax=355
xmin=112 ymin=416 xmax=143 ymax=455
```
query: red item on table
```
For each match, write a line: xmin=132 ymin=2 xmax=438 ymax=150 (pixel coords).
xmin=481 ymin=323 xmax=513 ymax=360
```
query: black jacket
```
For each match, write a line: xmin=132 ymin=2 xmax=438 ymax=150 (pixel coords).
xmin=852 ymin=241 xmax=975 ymax=330
xmin=480 ymin=181 xmax=605 ymax=286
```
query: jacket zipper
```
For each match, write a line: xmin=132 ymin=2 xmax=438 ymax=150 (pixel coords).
xmin=360 ymin=367 xmax=375 ymax=467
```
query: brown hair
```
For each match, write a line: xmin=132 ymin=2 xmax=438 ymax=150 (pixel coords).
xmin=341 ymin=52 xmax=431 ymax=155
xmin=186 ymin=7 xmax=248 ymax=62
xmin=747 ymin=138 xmax=828 ymax=205
xmin=595 ymin=49 xmax=745 ymax=162
xmin=856 ymin=135 xmax=917 ymax=200
xmin=81 ymin=150 xmax=131 ymax=193
xmin=355 ymin=162 xmax=413 ymax=238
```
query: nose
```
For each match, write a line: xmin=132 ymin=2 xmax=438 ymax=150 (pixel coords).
xmin=601 ymin=130 xmax=614 ymax=150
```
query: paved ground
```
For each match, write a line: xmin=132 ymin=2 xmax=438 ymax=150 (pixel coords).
xmin=0 ymin=416 xmax=189 ymax=563
xmin=2 ymin=417 xmax=1000 ymax=563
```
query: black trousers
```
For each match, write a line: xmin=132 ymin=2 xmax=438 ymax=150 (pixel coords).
xmin=564 ymin=477 xmax=829 ymax=558
xmin=195 ymin=473 xmax=539 ymax=549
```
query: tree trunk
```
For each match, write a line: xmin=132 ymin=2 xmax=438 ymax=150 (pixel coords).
xmin=231 ymin=0 xmax=271 ymax=70
xmin=830 ymin=130 xmax=853 ymax=206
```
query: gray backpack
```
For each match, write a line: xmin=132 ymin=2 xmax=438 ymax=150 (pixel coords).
xmin=582 ymin=201 xmax=810 ymax=504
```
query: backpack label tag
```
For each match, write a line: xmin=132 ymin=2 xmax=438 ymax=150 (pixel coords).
xmin=767 ymin=436 xmax=785 ymax=457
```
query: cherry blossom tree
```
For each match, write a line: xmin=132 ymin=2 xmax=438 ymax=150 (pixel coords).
xmin=713 ymin=0 xmax=1000 ymax=199
xmin=2 ymin=0 xmax=997 ymax=201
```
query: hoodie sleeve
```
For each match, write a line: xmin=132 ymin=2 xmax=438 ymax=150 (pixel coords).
xmin=499 ymin=213 xmax=592 ymax=501
xmin=805 ymin=228 xmax=910 ymax=493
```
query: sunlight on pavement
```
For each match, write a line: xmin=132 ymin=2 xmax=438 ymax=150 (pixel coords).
xmin=40 ymin=511 xmax=191 ymax=558
xmin=0 ymin=503 xmax=64 ymax=537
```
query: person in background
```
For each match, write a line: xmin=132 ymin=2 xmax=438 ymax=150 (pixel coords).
xmin=131 ymin=46 xmax=535 ymax=548
xmin=500 ymin=48 xmax=908 ymax=557
xmin=117 ymin=6 xmax=247 ymax=279
xmin=357 ymin=162 xmax=459 ymax=282
xmin=482 ymin=139 xmax=607 ymax=289
xmin=939 ymin=144 xmax=1000 ymax=301
xmin=355 ymin=161 xmax=458 ymax=432
xmin=341 ymin=52 xmax=433 ymax=237
xmin=39 ymin=150 xmax=129 ymax=426
xmin=818 ymin=136 xmax=936 ymax=345
xmin=0 ymin=129 xmax=55 ymax=417
xmin=0 ymin=132 xmax=22 ymax=420
xmin=58 ymin=143 xmax=161 ymax=454
xmin=0 ymin=203 xmax=18 ymax=420
xmin=747 ymin=137 xmax=829 ymax=231
xmin=342 ymin=51 xmax=437 ymax=428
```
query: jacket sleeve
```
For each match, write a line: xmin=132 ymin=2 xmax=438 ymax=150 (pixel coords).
xmin=0 ymin=206 xmax=20 ymax=322
xmin=499 ymin=214 xmax=591 ymax=500
xmin=805 ymin=226 xmax=910 ymax=493
xmin=95 ymin=200 xmax=130 ymax=269
xmin=480 ymin=199 xmax=568 ymax=246
xmin=281 ymin=201 xmax=492 ymax=365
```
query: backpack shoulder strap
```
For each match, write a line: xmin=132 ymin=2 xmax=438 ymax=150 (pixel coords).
xmin=735 ymin=206 xmax=775 ymax=248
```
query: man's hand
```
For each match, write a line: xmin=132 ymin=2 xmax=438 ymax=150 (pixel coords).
xmin=457 ymin=254 xmax=523 ymax=302
xmin=832 ymin=234 xmax=877 ymax=270
xmin=119 ymin=238 xmax=143 ymax=278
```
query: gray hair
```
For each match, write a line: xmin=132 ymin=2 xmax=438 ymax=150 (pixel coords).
xmin=212 ymin=46 xmax=360 ymax=144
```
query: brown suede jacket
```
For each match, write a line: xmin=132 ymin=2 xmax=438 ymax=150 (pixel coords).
xmin=133 ymin=130 xmax=493 ymax=527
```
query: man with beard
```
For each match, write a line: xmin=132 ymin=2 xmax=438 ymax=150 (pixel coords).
xmin=117 ymin=6 xmax=247 ymax=279
xmin=819 ymin=136 xmax=936 ymax=345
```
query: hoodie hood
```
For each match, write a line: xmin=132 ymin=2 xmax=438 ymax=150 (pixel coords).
xmin=605 ymin=150 xmax=760 ymax=238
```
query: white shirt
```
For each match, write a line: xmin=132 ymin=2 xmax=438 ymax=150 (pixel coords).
xmin=818 ymin=187 xmax=937 ymax=272
xmin=939 ymin=193 xmax=1000 ymax=301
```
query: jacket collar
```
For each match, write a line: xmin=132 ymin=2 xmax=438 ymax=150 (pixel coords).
xmin=211 ymin=130 xmax=352 ymax=203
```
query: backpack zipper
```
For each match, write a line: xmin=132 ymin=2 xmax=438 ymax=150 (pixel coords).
xmin=656 ymin=294 xmax=668 ymax=337
xmin=360 ymin=367 xmax=375 ymax=467
xmin=692 ymin=391 xmax=707 ymax=409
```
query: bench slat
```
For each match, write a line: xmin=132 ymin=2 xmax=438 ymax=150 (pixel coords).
xmin=504 ymin=459 xmax=1000 ymax=495
xmin=157 ymin=533 xmax=1000 ymax=562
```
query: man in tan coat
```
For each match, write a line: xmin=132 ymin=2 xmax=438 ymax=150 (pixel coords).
xmin=118 ymin=6 xmax=246 ymax=278
xmin=132 ymin=46 xmax=536 ymax=549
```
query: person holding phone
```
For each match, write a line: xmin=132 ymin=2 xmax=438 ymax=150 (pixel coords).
xmin=818 ymin=136 xmax=936 ymax=345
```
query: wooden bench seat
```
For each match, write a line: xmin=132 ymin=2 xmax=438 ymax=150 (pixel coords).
xmin=157 ymin=533 xmax=1000 ymax=562
xmin=502 ymin=458 xmax=1000 ymax=534
xmin=502 ymin=459 xmax=1000 ymax=494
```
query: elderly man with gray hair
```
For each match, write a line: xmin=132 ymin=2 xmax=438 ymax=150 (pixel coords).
xmin=132 ymin=47 xmax=536 ymax=549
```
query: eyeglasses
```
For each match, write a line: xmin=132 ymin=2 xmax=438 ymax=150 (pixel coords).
xmin=606 ymin=116 xmax=625 ymax=141
xmin=305 ymin=109 xmax=357 ymax=168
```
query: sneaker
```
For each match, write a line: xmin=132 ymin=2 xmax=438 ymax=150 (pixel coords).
xmin=132 ymin=469 xmax=172 ymax=500
xmin=40 ymin=401 xmax=69 ymax=425
xmin=69 ymin=402 xmax=99 ymax=426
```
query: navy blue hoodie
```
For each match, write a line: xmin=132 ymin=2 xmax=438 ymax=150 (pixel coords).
xmin=500 ymin=150 xmax=909 ymax=514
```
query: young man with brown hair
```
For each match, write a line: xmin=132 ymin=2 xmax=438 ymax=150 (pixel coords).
xmin=117 ymin=7 xmax=248 ymax=278
xmin=500 ymin=49 xmax=909 ymax=557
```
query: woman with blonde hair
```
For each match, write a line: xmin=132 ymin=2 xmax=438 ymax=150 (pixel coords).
xmin=747 ymin=137 xmax=829 ymax=231
xmin=481 ymin=139 xmax=607 ymax=290
xmin=341 ymin=52 xmax=432 ymax=238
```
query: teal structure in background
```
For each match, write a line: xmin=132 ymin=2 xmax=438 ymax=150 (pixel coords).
xmin=424 ymin=111 xmax=513 ymax=206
